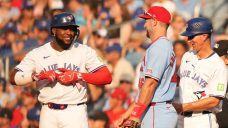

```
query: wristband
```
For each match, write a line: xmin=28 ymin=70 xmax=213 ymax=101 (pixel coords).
xmin=130 ymin=102 xmax=147 ymax=119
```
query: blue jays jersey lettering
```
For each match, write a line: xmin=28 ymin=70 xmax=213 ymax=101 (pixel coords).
xmin=179 ymin=51 xmax=227 ymax=112
xmin=16 ymin=42 xmax=105 ymax=104
xmin=41 ymin=63 xmax=80 ymax=72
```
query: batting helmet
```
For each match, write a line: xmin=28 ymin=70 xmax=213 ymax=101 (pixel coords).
xmin=50 ymin=12 xmax=80 ymax=39
xmin=181 ymin=17 xmax=213 ymax=37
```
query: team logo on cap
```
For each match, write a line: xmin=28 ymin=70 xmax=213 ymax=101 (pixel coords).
xmin=62 ymin=15 xmax=73 ymax=23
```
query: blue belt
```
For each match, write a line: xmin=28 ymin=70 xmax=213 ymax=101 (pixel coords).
xmin=181 ymin=111 xmax=211 ymax=117
xmin=42 ymin=102 xmax=86 ymax=110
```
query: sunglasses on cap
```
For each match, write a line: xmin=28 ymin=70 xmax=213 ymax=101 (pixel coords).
xmin=187 ymin=34 xmax=201 ymax=40
xmin=144 ymin=10 xmax=153 ymax=17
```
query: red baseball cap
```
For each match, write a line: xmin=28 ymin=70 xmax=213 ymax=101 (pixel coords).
xmin=138 ymin=6 xmax=171 ymax=24
xmin=110 ymin=88 xmax=127 ymax=100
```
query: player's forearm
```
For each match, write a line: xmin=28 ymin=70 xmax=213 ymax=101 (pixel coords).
xmin=120 ymin=103 xmax=135 ymax=120
xmin=137 ymin=78 xmax=158 ymax=106
xmin=128 ymin=78 xmax=158 ymax=119
xmin=81 ymin=66 xmax=112 ymax=85
xmin=182 ymin=97 xmax=221 ymax=112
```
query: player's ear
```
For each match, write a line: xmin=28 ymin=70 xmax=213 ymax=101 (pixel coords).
xmin=201 ymin=34 xmax=209 ymax=42
xmin=52 ymin=28 xmax=56 ymax=36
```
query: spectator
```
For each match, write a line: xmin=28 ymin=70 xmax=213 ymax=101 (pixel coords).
xmin=213 ymin=40 xmax=228 ymax=128
xmin=89 ymin=111 xmax=109 ymax=128
xmin=0 ymin=108 xmax=12 ymax=128
xmin=105 ymin=87 xmax=127 ymax=127
xmin=27 ymin=104 xmax=41 ymax=128
xmin=174 ymin=0 xmax=200 ymax=20
xmin=152 ymin=0 xmax=176 ymax=16
xmin=200 ymin=0 xmax=228 ymax=34
xmin=0 ymin=77 xmax=9 ymax=108
xmin=122 ymin=31 xmax=146 ymax=69
xmin=33 ymin=19 xmax=51 ymax=46
xmin=123 ymin=0 xmax=143 ymax=16
xmin=0 ymin=0 xmax=20 ymax=30
xmin=82 ymin=2 xmax=99 ymax=34
xmin=119 ymin=74 xmax=137 ymax=108
xmin=0 ymin=21 xmax=23 ymax=69
xmin=18 ymin=1 xmax=36 ymax=41
xmin=11 ymin=88 xmax=39 ymax=128
xmin=105 ymin=43 xmax=134 ymax=89
xmin=87 ymin=84 xmax=107 ymax=117
xmin=213 ymin=40 xmax=228 ymax=66
xmin=104 ymin=0 xmax=133 ymax=45
xmin=173 ymin=40 xmax=189 ymax=70
xmin=86 ymin=28 xmax=109 ymax=60
xmin=167 ymin=13 xmax=186 ymax=42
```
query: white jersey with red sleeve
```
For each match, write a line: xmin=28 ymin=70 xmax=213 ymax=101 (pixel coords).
xmin=15 ymin=42 xmax=105 ymax=104
xmin=178 ymin=51 xmax=227 ymax=112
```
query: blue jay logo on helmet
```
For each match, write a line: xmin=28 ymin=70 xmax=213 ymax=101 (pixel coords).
xmin=62 ymin=15 xmax=74 ymax=23
xmin=50 ymin=12 xmax=80 ymax=40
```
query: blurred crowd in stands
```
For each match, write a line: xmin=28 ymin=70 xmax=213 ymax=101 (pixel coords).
xmin=0 ymin=0 xmax=227 ymax=128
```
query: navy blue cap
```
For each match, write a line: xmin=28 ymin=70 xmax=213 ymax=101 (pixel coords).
xmin=105 ymin=43 xmax=122 ymax=53
xmin=213 ymin=40 xmax=228 ymax=56
xmin=181 ymin=17 xmax=213 ymax=37
xmin=23 ymin=0 xmax=33 ymax=9
xmin=27 ymin=107 xmax=40 ymax=121
xmin=36 ymin=20 xmax=50 ymax=31
xmin=4 ymin=22 xmax=18 ymax=33
xmin=0 ymin=108 xmax=12 ymax=120
xmin=51 ymin=12 xmax=79 ymax=28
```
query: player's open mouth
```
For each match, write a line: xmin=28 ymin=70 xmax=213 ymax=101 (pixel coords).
xmin=63 ymin=37 xmax=72 ymax=41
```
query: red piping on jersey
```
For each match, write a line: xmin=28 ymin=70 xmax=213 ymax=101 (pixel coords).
xmin=152 ymin=106 xmax=155 ymax=128
xmin=171 ymin=72 xmax=177 ymax=82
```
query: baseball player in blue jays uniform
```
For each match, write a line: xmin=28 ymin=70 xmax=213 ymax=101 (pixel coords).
xmin=10 ymin=12 xmax=112 ymax=128
xmin=115 ymin=6 xmax=177 ymax=128
xmin=173 ymin=17 xmax=227 ymax=128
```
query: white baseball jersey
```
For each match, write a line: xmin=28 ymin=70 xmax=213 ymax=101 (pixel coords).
xmin=178 ymin=51 xmax=227 ymax=112
xmin=16 ymin=42 xmax=105 ymax=104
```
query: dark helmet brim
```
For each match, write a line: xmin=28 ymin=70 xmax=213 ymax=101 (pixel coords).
xmin=181 ymin=31 xmax=195 ymax=37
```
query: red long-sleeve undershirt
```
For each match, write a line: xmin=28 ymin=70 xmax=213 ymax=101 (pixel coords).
xmin=81 ymin=66 xmax=112 ymax=86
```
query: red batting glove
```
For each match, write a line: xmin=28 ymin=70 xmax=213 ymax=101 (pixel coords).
xmin=32 ymin=70 xmax=57 ymax=83
xmin=56 ymin=68 xmax=82 ymax=85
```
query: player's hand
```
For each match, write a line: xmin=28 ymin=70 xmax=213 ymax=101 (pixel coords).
xmin=114 ymin=115 xmax=139 ymax=128
xmin=56 ymin=68 xmax=82 ymax=85
xmin=32 ymin=70 xmax=56 ymax=83
xmin=172 ymin=102 xmax=183 ymax=114
xmin=120 ymin=118 xmax=141 ymax=128
xmin=114 ymin=116 xmax=126 ymax=128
